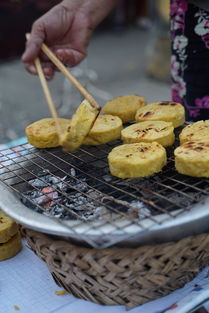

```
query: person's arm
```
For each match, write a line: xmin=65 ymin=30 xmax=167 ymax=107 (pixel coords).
xmin=22 ymin=0 xmax=118 ymax=78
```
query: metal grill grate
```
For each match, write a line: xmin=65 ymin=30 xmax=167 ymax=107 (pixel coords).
xmin=0 ymin=126 xmax=209 ymax=248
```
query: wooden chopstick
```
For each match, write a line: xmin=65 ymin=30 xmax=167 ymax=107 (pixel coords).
xmin=26 ymin=26 xmax=61 ymax=137
xmin=25 ymin=33 xmax=63 ymax=138
xmin=26 ymin=33 xmax=100 ymax=110
xmin=33 ymin=57 xmax=62 ymax=138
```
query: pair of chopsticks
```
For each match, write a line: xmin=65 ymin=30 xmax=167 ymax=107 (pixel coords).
xmin=25 ymin=33 xmax=100 ymax=137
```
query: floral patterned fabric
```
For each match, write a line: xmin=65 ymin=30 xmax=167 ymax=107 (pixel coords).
xmin=171 ymin=0 xmax=209 ymax=120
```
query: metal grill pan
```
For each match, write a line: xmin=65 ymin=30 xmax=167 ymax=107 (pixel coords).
xmin=0 ymin=127 xmax=209 ymax=248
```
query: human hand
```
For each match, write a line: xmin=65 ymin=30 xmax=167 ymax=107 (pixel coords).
xmin=22 ymin=1 xmax=93 ymax=79
xmin=22 ymin=0 xmax=118 ymax=79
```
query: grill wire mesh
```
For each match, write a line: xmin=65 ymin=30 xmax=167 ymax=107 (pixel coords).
xmin=1 ymin=125 xmax=209 ymax=248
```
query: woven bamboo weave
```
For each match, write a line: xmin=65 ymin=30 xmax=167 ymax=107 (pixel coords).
xmin=23 ymin=228 xmax=209 ymax=310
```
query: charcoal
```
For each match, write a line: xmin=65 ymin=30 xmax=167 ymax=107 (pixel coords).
xmin=21 ymin=169 xmax=106 ymax=221
xmin=22 ymin=188 xmax=58 ymax=205
xmin=29 ymin=178 xmax=48 ymax=188
xmin=43 ymin=204 xmax=70 ymax=219
xmin=37 ymin=169 xmax=50 ymax=176
xmin=29 ymin=175 xmax=69 ymax=192
xmin=102 ymin=175 xmax=112 ymax=182
xmin=81 ymin=206 xmax=106 ymax=221
xmin=21 ymin=193 xmax=44 ymax=214
xmin=20 ymin=167 xmax=151 ymax=222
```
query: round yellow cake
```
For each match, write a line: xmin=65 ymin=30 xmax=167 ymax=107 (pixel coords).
xmin=108 ymin=142 xmax=167 ymax=178
xmin=135 ymin=101 xmax=185 ymax=128
xmin=179 ymin=120 xmax=209 ymax=144
xmin=121 ymin=121 xmax=174 ymax=147
xmin=102 ymin=95 xmax=147 ymax=123
xmin=26 ymin=118 xmax=71 ymax=148
xmin=0 ymin=211 xmax=19 ymax=243
xmin=0 ymin=231 xmax=22 ymax=261
xmin=60 ymin=99 xmax=99 ymax=152
xmin=83 ymin=115 xmax=122 ymax=145
xmin=174 ymin=141 xmax=209 ymax=177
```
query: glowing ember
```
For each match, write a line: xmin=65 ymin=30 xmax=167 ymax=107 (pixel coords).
xmin=21 ymin=169 xmax=106 ymax=221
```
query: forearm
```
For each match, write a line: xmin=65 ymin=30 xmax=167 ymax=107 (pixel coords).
xmin=61 ymin=0 xmax=119 ymax=29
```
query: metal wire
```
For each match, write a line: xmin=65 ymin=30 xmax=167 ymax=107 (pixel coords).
xmin=0 ymin=127 xmax=209 ymax=247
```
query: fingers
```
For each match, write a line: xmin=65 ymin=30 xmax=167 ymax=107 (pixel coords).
xmin=22 ymin=19 xmax=45 ymax=63
xmin=55 ymin=48 xmax=86 ymax=67
xmin=24 ymin=62 xmax=55 ymax=80
xmin=24 ymin=47 xmax=85 ymax=79
xmin=24 ymin=48 xmax=85 ymax=77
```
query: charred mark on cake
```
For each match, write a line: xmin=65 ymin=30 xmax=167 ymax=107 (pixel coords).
xmin=143 ymin=111 xmax=152 ymax=117
xmin=159 ymin=101 xmax=170 ymax=106
xmin=135 ymin=127 xmax=153 ymax=134
xmin=138 ymin=147 xmax=149 ymax=153
xmin=183 ymin=141 xmax=209 ymax=151
xmin=137 ymin=113 xmax=144 ymax=118
xmin=194 ymin=146 xmax=204 ymax=151
xmin=183 ymin=142 xmax=195 ymax=148
xmin=159 ymin=101 xmax=177 ymax=106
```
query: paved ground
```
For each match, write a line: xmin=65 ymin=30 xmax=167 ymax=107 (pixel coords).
xmin=0 ymin=27 xmax=170 ymax=144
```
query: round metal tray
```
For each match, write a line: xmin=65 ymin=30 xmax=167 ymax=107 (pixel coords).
xmin=1 ymin=181 xmax=209 ymax=248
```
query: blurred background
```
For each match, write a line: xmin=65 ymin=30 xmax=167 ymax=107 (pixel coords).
xmin=0 ymin=0 xmax=171 ymax=144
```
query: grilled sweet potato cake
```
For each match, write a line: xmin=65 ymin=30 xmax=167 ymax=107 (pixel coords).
xmin=121 ymin=120 xmax=174 ymax=147
xmin=175 ymin=141 xmax=209 ymax=177
xmin=0 ymin=211 xmax=19 ymax=244
xmin=135 ymin=101 xmax=185 ymax=128
xmin=0 ymin=232 xmax=22 ymax=261
xmin=26 ymin=118 xmax=71 ymax=148
xmin=0 ymin=211 xmax=22 ymax=261
xmin=102 ymin=95 xmax=147 ymax=123
xmin=60 ymin=99 xmax=99 ymax=152
xmin=108 ymin=142 xmax=167 ymax=178
xmin=179 ymin=120 xmax=209 ymax=144
xmin=83 ymin=114 xmax=122 ymax=145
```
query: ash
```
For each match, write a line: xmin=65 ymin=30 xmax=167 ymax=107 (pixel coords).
xmin=128 ymin=201 xmax=151 ymax=219
xmin=62 ymin=190 xmax=106 ymax=220
xmin=21 ymin=168 xmax=106 ymax=221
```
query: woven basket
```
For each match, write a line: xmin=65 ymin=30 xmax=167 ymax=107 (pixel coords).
xmin=22 ymin=228 xmax=209 ymax=310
